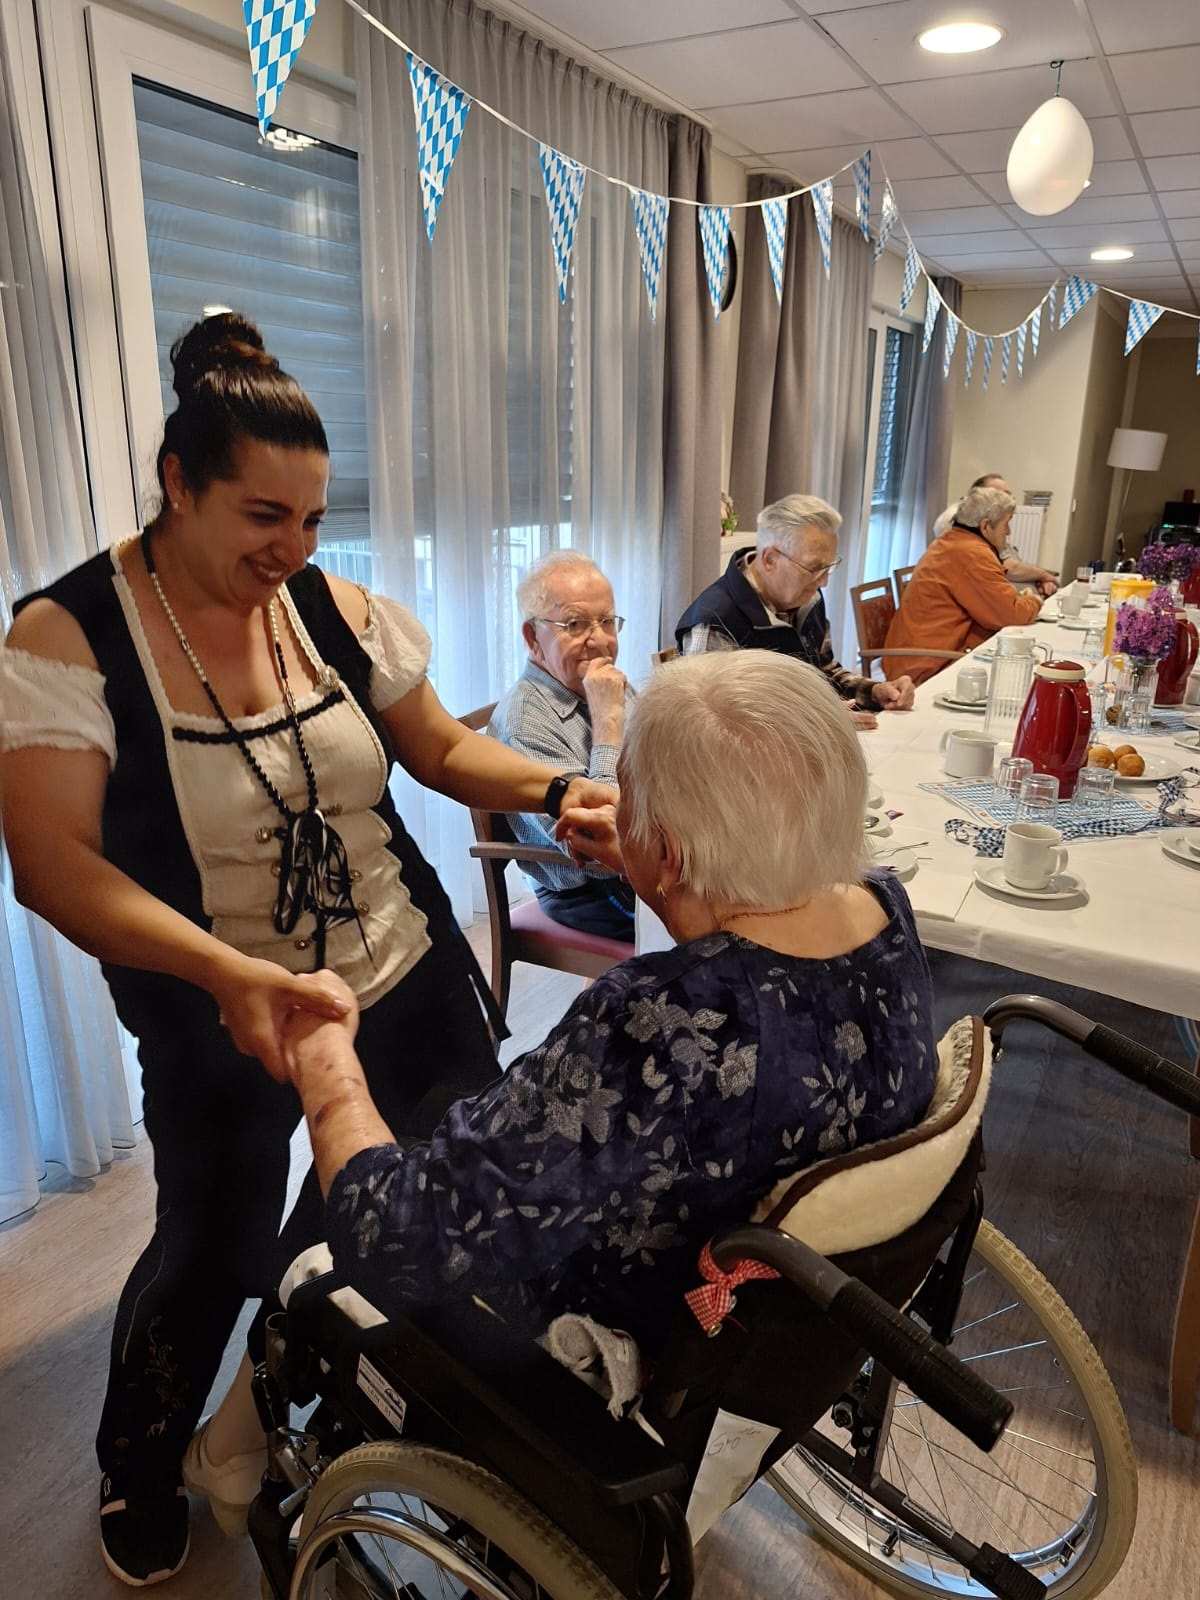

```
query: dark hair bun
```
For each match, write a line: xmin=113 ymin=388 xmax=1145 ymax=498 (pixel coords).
xmin=169 ymin=312 xmax=280 ymax=399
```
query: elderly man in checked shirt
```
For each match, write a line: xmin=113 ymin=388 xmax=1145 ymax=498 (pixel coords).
xmin=489 ymin=550 xmax=633 ymax=941
xmin=675 ymin=493 xmax=915 ymax=727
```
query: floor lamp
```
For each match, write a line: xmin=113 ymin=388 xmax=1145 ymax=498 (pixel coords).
xmin=1107 ymin=427 xmax=1167 ymax=557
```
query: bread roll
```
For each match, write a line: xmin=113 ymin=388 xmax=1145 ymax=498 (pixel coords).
xmin=1116 ymin=753 xmax=1145 ymax=777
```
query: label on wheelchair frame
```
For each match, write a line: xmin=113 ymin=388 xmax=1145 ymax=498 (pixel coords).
xmin=356 ymin=1354 xmax=408 ymax=1434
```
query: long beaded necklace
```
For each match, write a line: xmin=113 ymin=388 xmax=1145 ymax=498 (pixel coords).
xmin=143 ymin=535 xmax=369 ymax=970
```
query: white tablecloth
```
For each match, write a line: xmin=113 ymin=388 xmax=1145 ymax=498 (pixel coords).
xmin=637 ymin=585 xmax=1200 ymax=1019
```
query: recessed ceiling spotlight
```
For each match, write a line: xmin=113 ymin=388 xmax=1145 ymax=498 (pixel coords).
xmin=918 ymin=22 xmax=1004 ymax=53
xmin=1091 ymin=246 xmax=1133 ymax=261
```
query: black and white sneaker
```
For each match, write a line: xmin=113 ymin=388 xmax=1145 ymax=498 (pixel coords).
xmin=99 ymin=1476 xmax=190 ymax=1587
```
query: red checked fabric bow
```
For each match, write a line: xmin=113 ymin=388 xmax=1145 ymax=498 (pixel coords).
xmin=684 ymin=1242 xmax=780 ymax=1335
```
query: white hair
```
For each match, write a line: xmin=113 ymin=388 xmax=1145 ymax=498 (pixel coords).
xmin=756 ymin=494 xmax=843 ymax=558
xmin=622 ymin=652 xmax=867 ymax=907
xmin=933 ymin=502 xmax=959 ymax=538
xmin=516 ymin=549 xmax=607 ymax=621
xmin=955 ymin=485 xmax=1016 ymax=531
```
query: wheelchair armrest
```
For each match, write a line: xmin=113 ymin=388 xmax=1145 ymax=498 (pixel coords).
xmin=469 ymin=842 xmax=567 ymax=866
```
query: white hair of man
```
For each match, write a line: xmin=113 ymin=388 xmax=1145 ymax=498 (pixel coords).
xmin=954 ymin=484 xmax=1016 ymax=531
xmin=756 ymin=494 xmax=843 ymax=558
xmin=622 ymin=651 xmax=867 ymax=907
xmin=516 ymin=549 xmax=606 ymax=621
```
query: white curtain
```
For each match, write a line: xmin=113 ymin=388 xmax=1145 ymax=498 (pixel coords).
xmin=355 ymin=0 xmax=668 ymax=921
xmin=0 ymin=0 xmax=136 ymax=1224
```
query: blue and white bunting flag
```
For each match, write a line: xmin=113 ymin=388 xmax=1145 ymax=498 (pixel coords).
xmin=811 ymin=178 xmax=833 ymax=278
xmin=406 ymin=54 xmax=471 ymax=242
xmin=853 ymin=151 xmax=871 ymax=241
xmin=1016 ymin=319 xmax=1028 ymax=376
xmin=1047 ymin=282 xmax=1057 ymax=334
xmin=1125 ymin=299 xmax=1166 ymax=354
xmin=942 ymin=311 xmax=959 ymax=378
xmin=243 ymin=0 xmax=318 ymax=135
xmin=964 ymin=329 xmax=977 ymax=386
xmin=1059 ymin=275 xmax=1097 ymax=330
xmin=762 ymin=197 xmax=788 ymax=306
xmin=538 ymin=143 xmax=587 ymax=303
xmin=1030 ymin=303 xmax=1042 ymax=358
xmin=698 ymin=205 xmax=731 ymax=319
xmin=875 ymin=182 xmax=898 ymax=261
xmin=981 ymin=336 xmax=994 ymax=390
xmin=629 ymin=188 xmax=669 ymax=320
xmin=1001 ymin=332 xmax=1012 ymax=383
xmin=922 ymin=281 xmax=941 ymax=353
xmin=899 ymin=240 xmax=920 ymax=313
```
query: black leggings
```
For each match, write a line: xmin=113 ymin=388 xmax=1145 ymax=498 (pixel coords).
xmin=96 ymin=953 xmax=497 ymax=1494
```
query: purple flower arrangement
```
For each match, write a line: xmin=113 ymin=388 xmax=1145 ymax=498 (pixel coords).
xmin=1113 ymin=585 xmax=1178 ymax=662
xmin=1138 ymin=542 xmax=1200 ymax=584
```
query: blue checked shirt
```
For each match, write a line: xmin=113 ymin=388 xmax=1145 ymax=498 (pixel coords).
xmin=488 ymin=661 xmax=623 ymax=893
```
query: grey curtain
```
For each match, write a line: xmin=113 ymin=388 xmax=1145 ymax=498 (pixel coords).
xmin=658 ymin=115 xmax=722 ymax=647
xmin=891 ymin=273 xmax=963 ymax=568
xmin=729 ymin=174 xmax=871 ymax=663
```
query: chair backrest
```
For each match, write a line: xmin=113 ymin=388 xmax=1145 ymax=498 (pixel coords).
xmin=651 ymin=646 xmax=678 ymax=670
xmin=893 ymin=565 xmax=917 ymax=606
xmin=849 ymin=578 xmax=896 ymax=656
xmin=460 ymin=702 xmax=495 ymax=735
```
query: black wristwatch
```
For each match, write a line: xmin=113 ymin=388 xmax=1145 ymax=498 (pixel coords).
xmin=543 ymin=775 xmax=571 ymax=819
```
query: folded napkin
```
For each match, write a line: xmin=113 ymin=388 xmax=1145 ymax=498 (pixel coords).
xmin=941 ymin=768 xmax=1200 ymax=857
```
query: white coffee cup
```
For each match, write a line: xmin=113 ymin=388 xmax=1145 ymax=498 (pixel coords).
xmin=1059 ymin=590 xmax=1084 ymax=618
xmin=939 ymin=728 xmax=998 ymax=779
xmin=996 ymin=630 xmax=1049 ymax=661
xmin=1003 ymin=822 xmax=1068 ymax=890
xmin=954 ymin=663 xmax=989 ymax=702
xmin=1090 ymin=571 xmax=1114 ymax=594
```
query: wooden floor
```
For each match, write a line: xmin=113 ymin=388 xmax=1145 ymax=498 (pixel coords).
xmin=1 ymin=931 xmax=1197 ymax=1598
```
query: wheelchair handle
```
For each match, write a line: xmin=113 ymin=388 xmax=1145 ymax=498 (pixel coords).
xmin=983 ymin=994 xmax=1200 ymax=1117
xmin=710 ymin=1227 xmax=1011 ymax=1454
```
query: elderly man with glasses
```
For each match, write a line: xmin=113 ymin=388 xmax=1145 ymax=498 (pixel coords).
xmin=488 ymin=549 xmax=633 ymax=940
xmin=676 ymin=494 xmax=915 ymax=723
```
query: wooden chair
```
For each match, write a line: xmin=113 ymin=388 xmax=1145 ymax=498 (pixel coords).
xmin=851 ymin=576 xmax=966 ymax=678
xmin=651 ymin=646 xmax=678 ymax=669
xmin=459 ymin=704 xmax=632 ymax=1019
xmin=893 ymin=565 xmax=917 ymax=606
xmin=1172 ymin=1200 xmax=1200 ymax=1433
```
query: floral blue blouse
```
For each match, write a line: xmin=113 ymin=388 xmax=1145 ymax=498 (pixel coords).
xmin=328 ymin=871 xmax=935 ymax=1351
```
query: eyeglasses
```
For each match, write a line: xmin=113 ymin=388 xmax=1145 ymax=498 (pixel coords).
xmin=534 ymin=614 xmax=625 ymax=640
xmin=773 ymin=546 xmax=842 ymax=579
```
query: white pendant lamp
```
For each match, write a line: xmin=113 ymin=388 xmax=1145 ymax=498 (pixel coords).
xmin=1007 ymin=60 xmax=1094 ymax=217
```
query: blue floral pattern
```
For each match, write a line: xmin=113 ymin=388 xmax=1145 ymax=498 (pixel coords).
xmin=328 ymin=872 xmax=935 ymax=1350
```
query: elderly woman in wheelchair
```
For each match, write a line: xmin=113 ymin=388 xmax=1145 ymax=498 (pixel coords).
xmin=207 ymin=653 xmax=1158 ymax=1599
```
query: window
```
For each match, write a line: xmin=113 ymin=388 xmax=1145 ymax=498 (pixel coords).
xmin=131 ymin=81 xmax=371 ymax=585
xmin=861 ymin=317 xmax=916 ymax=581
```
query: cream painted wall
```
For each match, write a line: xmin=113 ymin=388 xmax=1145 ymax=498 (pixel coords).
xmin=1065 ymin=300 xmax=1127 ymax=575
xmin=1119 ymin=333 xmax=1200 ymax=542
xmin=165 ymin=0 xmax=354 ymax=76
xmin=947 ymin=289 xmax=1100 ymax=572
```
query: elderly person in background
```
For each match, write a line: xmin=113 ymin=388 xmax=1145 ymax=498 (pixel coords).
xmin=885 ymin=484 xmax=1043 ymax=684
xmin=934 ymin=474 xmax=1058 ymax=595
xmin=489 ymin=550 xmax=632 ymax=940
xmin=676 ymin=495 xmax=915 ymax=728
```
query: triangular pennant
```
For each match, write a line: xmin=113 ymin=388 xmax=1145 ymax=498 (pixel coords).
xmin=982 ymin=335 xmax=994 ymax=390
xmin=243 ymin=0 xmax=319 ymax=135
xmin=1001 ymin=333 xmax=1012 ymax=383
xmin=629 ymin=188 xmax=670 ymax=320
xmin=899 ymin=240 xmax=920 ymax=313
xmin=1016 ymin=320 xmax=1028 ymax=376
xmin=1030 ymin=303 xmax=1042 ymax=358
xmin=538 ymin=143 xmax=587 ymax=303
xmin=942 ymin=312 xmax=959 ymax=378
xmin=1047 ymin=282 xmax=1058 ymax=334
xmin=811 ymin=178 xmax=833 ymax=278
xmin=698 ymin=205 xmax=731 ymax=319
xmin=1059 ymin=274 xmax=1098 ymax=330
xmin=761 ymin=197 xmax=788 ymax=306
xmin=922 ymin=282 xmax=941 ymax=354
xmin=1125 ymin=299 xmax=1166 ymax=354
xmin=406 ymin=54 xmax=471 ymax=242
xmin=964 ymin=329 xmax=977 ymax=386
xmin=853 ymin=151 xmax=871 ymax=242
xmin=875 ymin=182 xmax=898 ymax=262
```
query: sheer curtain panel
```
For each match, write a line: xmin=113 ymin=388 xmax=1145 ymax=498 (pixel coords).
xmin=887 ymin=274 xmax=963 ymax=575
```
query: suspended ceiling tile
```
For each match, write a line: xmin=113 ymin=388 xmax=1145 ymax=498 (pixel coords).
xmin=1146 ymin=155 xmax=1200 ymax=191
xmin=1071 ymin=161 xmax=1149 ymax=198
xmin=806 ymin=0 xmax=916 ymax=12
xmin=754 ymin=142 xmax=866 ymax=180
xmin=887 ymin=59 xmax=1117 ymax=135
xmin=1170 ymin=217 xmax=1200 ymax=241
xmin=903 ymin=229 xmax=1033 ymax=255
xmin=1029 ymin=219 xmax=1169 ymax=247
xmin=1084 ymin=0 xmax=1200 ymax=54
xmin=1004 ymin=193 xmax=1160 ymax=225
xmin=1048 ymin=241 xmax=1179 ymax=266
xmin=932 ymin=249 xmax=1054 ymax=268
xmin=1128 ymin=109 xmax=1200 ymax=159
xmin=891 ymin=174 xmax=989 ymax=208
xmin=1159 ymin=189 xmax=1200 ymax=218
xmin=905 ymin=204 xmax=1016 ymax=233
xmin=818 ymin=0 xmax=1091 ymax=86
xmin=609 ymin=22 xmax=864 ymax=109
xmin=708 ymin=86 xmax=913 ymax=152
xmin=868 ymin=137 xmax=956 ymax=178
xmin=523 ymin=0 xmax=795 ymax=51
xmin=1108 ymin=46 xmax=1200 ymax=114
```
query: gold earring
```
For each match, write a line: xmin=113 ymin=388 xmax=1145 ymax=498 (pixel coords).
xmin=656 ymin=882 xmax=666 ymax=899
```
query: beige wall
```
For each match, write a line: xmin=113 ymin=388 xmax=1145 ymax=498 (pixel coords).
xmin=1119 ymin=334 xmax=1200 ymax=543
xmin=947 ymin=289 xmax=1100 ymax=571
xmin=164 ymin=0 xmax=354 ymax=76
xmin=1065 ymin=300 xmax=1127 ymax=576
xmin=871 ymin=245 xmax=927 ymax=325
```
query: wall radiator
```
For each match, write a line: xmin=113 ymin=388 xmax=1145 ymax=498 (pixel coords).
xmin=1008 ymin=506 xmax=1045 ymax=566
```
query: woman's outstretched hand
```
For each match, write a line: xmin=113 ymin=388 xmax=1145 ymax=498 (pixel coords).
xmin=208 ymin=954 xmax=355 ymax=1082
xmin=555 ymin=802 xmax=624 ymax=875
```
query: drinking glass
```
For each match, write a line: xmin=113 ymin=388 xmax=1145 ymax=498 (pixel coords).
xmin=1076 ymin=766 xmax=1116 ymax=817
xmin=1017 ymin=772 xmax=1060 ymax=822
xmin=994 ymin=755 xmax=1034 ymax=811
xmin=1124 ymin=689 xmax=1154 ymax=735
xmin=1076 ymin=566 xmax=1092 ymax=584
xmin=1088 ymin=682 xmax=1112 ymax=735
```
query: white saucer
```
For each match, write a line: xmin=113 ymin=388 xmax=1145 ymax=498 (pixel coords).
xmin=1161 ymin=830 xmax=1200 ymax=870
xmin=973 ymin=862 xmax=1088 ymax=903
xmin=864 ymin=814 xmax=893 ymax=838
xmin=934 ymin=694 xmax=987 ymax=714
xmin=1057 ymin=617 xmax=1097 ymax=631
xmin=870 ymin=846 xmax=918 ymax=882
xmin=1111 ymin=750 xmax=1183 ymax=784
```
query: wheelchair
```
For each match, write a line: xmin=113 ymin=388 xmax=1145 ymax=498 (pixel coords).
xmin=249 ymin=997 xmax=1200 ymax=1600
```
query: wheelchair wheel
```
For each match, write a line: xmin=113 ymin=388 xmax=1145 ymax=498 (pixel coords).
xmin=768 ymin=1221 xmax=1137 ymax=1598
xmin=290 ymin=1440 xmax=626 ymax=1599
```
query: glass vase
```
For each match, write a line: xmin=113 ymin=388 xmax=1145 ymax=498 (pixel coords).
xmin=1107 ymin=655 xmax=1159 ymax=732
